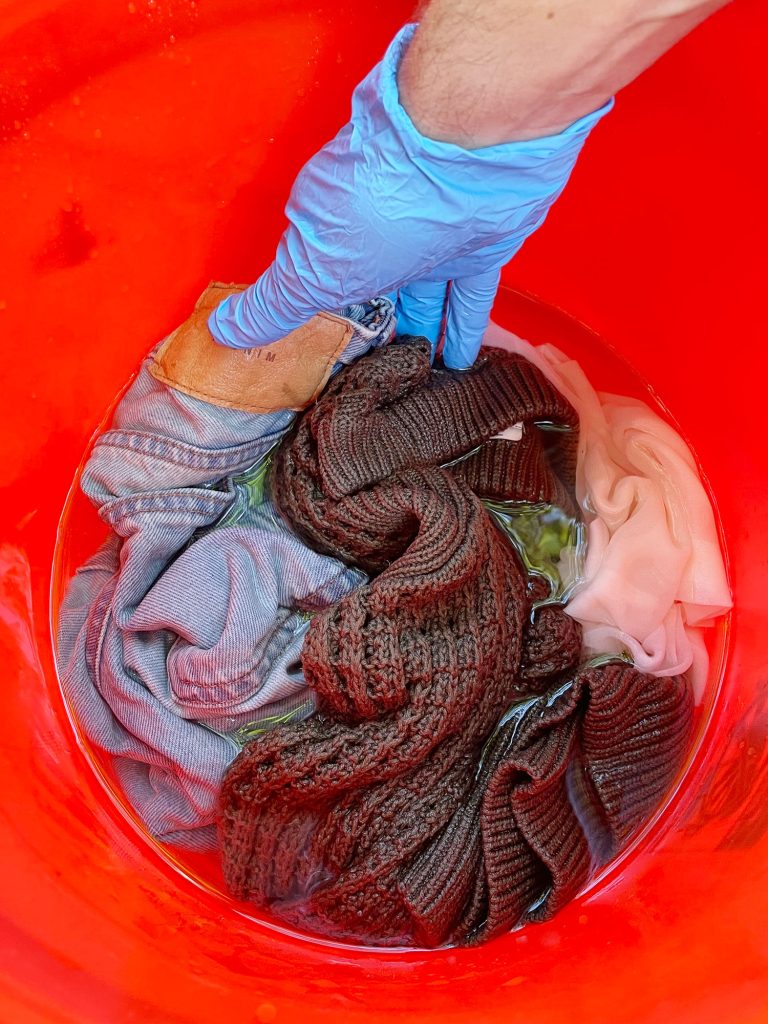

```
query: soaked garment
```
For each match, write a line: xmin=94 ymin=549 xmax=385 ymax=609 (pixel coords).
xmin=403 ymin=662 xmax=693 ymax=946
xmin=56 ymin=298 xmax=392 ymax=850
xmin=272 ymin=337 xmax=578 ymax=571
xmin=485 ymin=324 xmax=732 ymax=700
xmin=222 ymin=463 xmax=533 ymax=943
xmin=220 ymin=340 xmax=692 ymax=946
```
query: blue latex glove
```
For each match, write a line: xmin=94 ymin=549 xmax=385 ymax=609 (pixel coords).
xmin=210 ymin=23 xmax=612 ymax=369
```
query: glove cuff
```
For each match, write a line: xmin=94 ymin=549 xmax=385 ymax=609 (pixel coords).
xmin=371 ymin=23 xmax=614 ymax=163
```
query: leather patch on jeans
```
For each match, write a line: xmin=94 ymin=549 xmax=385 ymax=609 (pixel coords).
xmin=149 ymin=282 xmax=353 ymax=414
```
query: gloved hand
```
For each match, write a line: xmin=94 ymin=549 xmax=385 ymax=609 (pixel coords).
xmin=209 ymin=23 xmax=612 ymax=369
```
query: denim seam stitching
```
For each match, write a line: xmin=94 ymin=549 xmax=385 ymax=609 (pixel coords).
xmin=93 ymin=429 xmax=283 ymax=471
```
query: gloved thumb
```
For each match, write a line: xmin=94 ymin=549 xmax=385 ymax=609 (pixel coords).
xmin=442 ymin=269 xmax=501 ymax=369
xmin=395 ymin=280 xmax=448 ymax=356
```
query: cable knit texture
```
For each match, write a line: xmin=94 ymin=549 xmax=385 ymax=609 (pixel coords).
xmin=219 ymin=339 xmax=693 ymax=947
xmin=271 ymin=337 xmax=578 ymax=571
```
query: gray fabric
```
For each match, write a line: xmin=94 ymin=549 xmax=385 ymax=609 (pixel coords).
xmin=56 ymin=302 xmax=391 ymax=850
xmin=333 ymin=298 xmax=396 ymax=366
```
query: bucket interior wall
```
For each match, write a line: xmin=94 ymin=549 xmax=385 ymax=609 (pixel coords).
xmin=0 ymin=1 xmax=766 ymax=1021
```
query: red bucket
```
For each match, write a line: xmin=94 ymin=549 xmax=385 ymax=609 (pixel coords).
xmin=1 ymin=1 xmax=766 ymax=1020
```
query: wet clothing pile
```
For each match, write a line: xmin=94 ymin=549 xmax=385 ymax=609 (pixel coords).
xmin=56 ymin=286 xmax=712 ymax=946
xmin=220 ymin=338 xmax=693 ymax=946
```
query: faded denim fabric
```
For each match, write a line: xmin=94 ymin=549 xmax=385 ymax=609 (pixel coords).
xmin=56 ymin=301 xmax=391 ymax=850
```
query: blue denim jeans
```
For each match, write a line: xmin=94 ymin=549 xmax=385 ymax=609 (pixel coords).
xmin=56 ymin=300 xmax=392 ymax=850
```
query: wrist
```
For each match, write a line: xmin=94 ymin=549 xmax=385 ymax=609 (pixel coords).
xmin=381 ymin=23 xmax=609 ymax=155
xmin=396 ymin=0 xmax=723 ymax=147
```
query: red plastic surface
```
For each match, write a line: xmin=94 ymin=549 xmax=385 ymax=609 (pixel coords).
xmin=1 ymin=1 xmax=766 ymax=1021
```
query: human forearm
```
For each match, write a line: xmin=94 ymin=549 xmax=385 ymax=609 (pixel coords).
xmin=399 ymin=0 xmax=730 ymax=146
xmin=209 ymin=0 xmax=730 ymax=365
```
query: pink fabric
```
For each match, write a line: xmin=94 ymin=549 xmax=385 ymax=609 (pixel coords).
xmin=484 ymin=324 xmax=731 ymax=702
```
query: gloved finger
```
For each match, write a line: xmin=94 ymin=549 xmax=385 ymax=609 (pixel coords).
xmin=442 ymin=269 xmax=502 ymax=369
xmin=208 ymin=273 xmax=310 ymax=350
xmin=395 ymin=280 xmax=449 ymax=354
xmin=208 ymin=227 xmax=324 ymax=349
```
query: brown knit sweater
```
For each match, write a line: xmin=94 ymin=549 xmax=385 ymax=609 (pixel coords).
xmin=271 ymin=337 xmax=579 ymax=571
xmin=218 ymin=339 xmax=693 ymax=947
